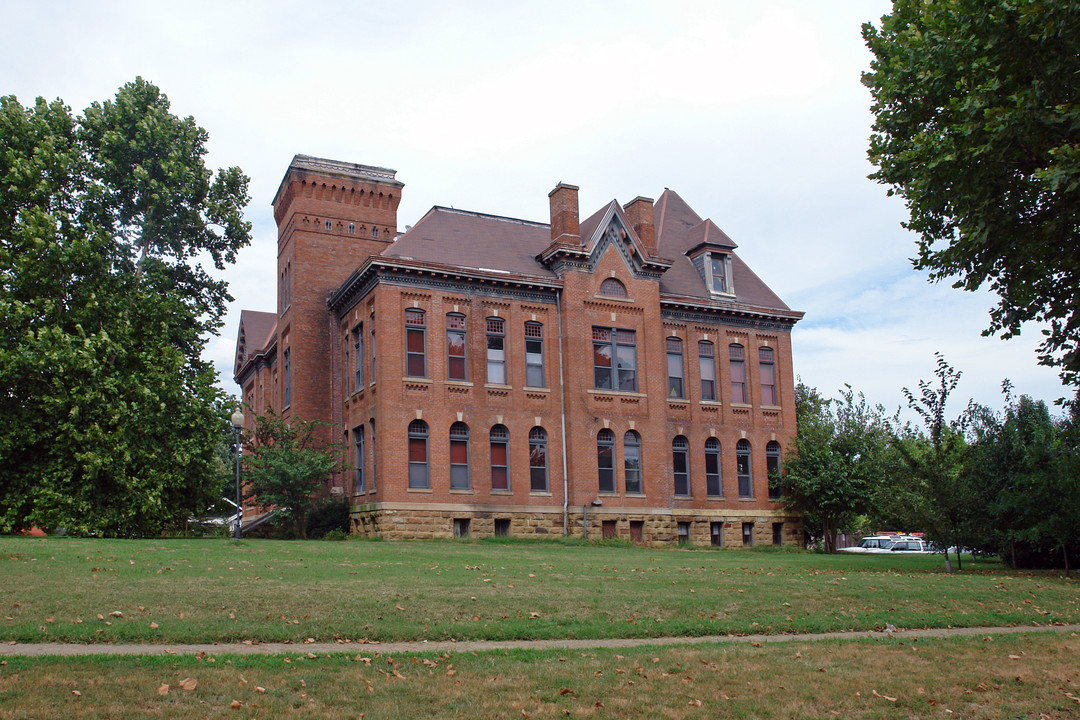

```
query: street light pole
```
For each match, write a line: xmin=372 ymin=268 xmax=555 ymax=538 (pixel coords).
xmin=230 ymin=410 xmax=245 ymax=540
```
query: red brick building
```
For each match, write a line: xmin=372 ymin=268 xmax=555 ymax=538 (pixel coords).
xmin=235 ymin=155 xmax=804 ymax=546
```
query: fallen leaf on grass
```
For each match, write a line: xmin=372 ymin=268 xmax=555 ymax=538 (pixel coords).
xmin=109 ymin=611 xmax=122 ymax=618
xmin=1008 ymin=654 xmax=1022 ymax=660
xmin=255 ymin=686 xmax=266 ymax=694
xmin=149 ymin=622 xmax=159 ymax=629
xmin=559 ymin=688 xmax=574 ymax=695
xmin=157 ymin=684 xmax=169 ymax=695
xmin=529 ymin=612 xmax=541 ymax=619
xmin=688 ymin=699 xmax=703 ymax=707
xmin=872 ymin=690 xmax=897 ymax=702
xmin=230 ymin=700 xmax=241 ymax=709
xmin=72 ymin=690 xmax=82 ymax=697
xmin=1066 ymin=692 xmax=1080 ymax=704
xmin=179 ymin=678 xmax=197 ymax=691
xmin=446 ymin=669 xmax=456 ymax=677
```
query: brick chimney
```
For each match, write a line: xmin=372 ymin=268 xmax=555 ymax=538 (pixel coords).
xmin=623 ymin=196 xmax=656 ymax=256
xmin=548 ymin=183 xmax=580 ymax=244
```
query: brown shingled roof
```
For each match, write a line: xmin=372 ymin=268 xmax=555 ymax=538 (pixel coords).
xmin=235 ymin=310 xmax=277 ymax=377
xmin=383 ymin=207 xmax=556 ymax=278
xmin=655 ymin=189 xmax=791 ymax=311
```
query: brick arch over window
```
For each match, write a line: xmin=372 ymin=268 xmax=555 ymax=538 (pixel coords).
xmin=599 ymin=278 xmax=627 ymax=298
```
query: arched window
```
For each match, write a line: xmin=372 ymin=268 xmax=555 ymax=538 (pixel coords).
xmin=408 ymin=420 xmax=429 ymax=489
xmin=666 ymin=337 xmax=685 ymax=399
xmin=729 ymin=344 xmax=746 ymax=404
xmin=446 ymin=313 xmax=467 ymax=381
xmin=597 ymin=429 xmax=615 ymax=494
xmin=767 ymin=440 xmax=782 ymax=498
xmin=705 ymin=438 xmax=721 ymax=497
xmin=672 ymin=436 xmax=690 ymax=496
xmin=405 ymin=309 xmax=426 ymax=378
xmin=524 ymin=322 xmax=545 ymax=387
xmin=599 ymin=278 xmax=627 ymax=298
xmin=486 ymin=317 xmax=506 ymax=384
xmin=529 ymin=427 xmax=548 ymax=492
xmin=736 ymin=439 xmax=752 ymax=498
xmin=698 ymin=341 xmax=716 ymax=401
xmin=490 ymin=425 xmax=509 ymax=491
xmin=449 ymin=422 xmax=470 ymax=490
xmin=624 ymin=431 xmax=642 ymax=494
xmin=371 ymin=226 xmax=379 ymax=238
xmin=759 ymin=346 xmax=776 ymax=406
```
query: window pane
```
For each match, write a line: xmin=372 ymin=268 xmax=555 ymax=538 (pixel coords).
xmin=449 ymin=356 xmax=466 ymax=380
xmin=407 ymin=354 xmax=426 ymax=377
xmin=487 ymin=360 xmax=506 ymax=384
xmin=491 ymin=442 xmax=507 ymax=465
xmin=450 ymin=465 xmax=469 ymax=490
xmin=407 ymin=328 xmax=425 ymax=353
xmin=409 ymin=437 xmax=427 ymax=463
xmin=447 ymin=333 xmax=466 ymax=355
xmin=593 ymin=342 xmax=612 ymax=368
xmin=450 ymin=439 xmax=469 ymax=465
xmin=491 ymin=466 xmax=508 ymax=490
xmin=526 ymin=364 xmax=544 ymax=388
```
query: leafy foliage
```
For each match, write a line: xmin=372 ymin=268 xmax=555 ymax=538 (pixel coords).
xmin=863 ymin=1 xmax=1080 ymax=385
xmin=243 ymin=411 xmax=339 ymax=540
xmin=962 ymin=389 xmax=1080 ymax=572
xmin=0 ymin=79 xmax=251 ymax=535
xmin=889 ymin=355 xmax=973 ymax=571
xmin=778 ymin=383 xmax=892 ymax=552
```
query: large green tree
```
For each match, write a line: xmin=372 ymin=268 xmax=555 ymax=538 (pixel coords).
xmin=863 ymin=1 xmax=1080 ymax=385
xmin=778 ymin=383 xmax=892 ymax=552
xmin=0 ymin=79 xmax=251 ymax=535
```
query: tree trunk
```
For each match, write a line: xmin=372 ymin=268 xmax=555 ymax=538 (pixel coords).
xmin=955 ymin=540 xmax=963 ymax=571
xmin=1064 ymin=544 xmax=1070 ymax=578
xmin=943 ymin=547 xmax=953 ymax=573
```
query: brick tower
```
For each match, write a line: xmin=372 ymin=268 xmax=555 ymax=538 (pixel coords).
xmin=270 ymin=155 xmax=403 ymax=440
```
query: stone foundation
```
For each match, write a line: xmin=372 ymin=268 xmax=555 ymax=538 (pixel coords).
xmin=350 ymin=503 xmax=802 ymax=547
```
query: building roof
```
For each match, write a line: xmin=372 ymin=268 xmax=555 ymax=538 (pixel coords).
xmin=383 ymin=207 xmax=557 ymax=279
xmin=654 ymin=189 xmax=791 ymax=310
xmin=234 ymin=310 xmax=277 ymax=379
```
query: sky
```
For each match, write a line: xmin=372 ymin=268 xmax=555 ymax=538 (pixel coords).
xmin=2 ymin=0 xmax=1070 ymax=422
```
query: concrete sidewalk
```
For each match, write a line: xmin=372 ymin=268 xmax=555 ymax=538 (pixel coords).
xmin=3 ymin=623 xmax=1078 ymax=658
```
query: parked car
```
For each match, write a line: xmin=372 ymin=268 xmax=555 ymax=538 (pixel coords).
xmin=887 ymin=538 xmax=931 ymax=553
xmin=839 ymin=535 xmax=898 ymax=553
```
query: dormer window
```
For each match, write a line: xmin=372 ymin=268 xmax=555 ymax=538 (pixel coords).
xmin=709 ymin=254 xmax=732 ymax=294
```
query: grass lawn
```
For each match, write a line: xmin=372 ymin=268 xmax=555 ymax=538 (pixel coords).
xmin=2 ymin=537 xmax=1077 ymax=645
xmin=2 ymin=632 xmax=1078 ymax=718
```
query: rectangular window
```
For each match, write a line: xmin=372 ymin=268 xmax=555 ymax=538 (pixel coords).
xmin=447 ymin=314 xmax=467 ymax=381
xmin=352 ymin=324 xmax=363 ymax=391
xmin=730 ymin=344 xmax=746 ymax=404
xmin=699 ymin=341 xmax=716 ymax=401
xmin=529 ymin=429 xmax=548 ymax=492
xmin=490 ymin=426 xmax=509 ymax=491
xmin=759 ymin=346 xmax=776 ymax=406
xmin=772 ymin=522 xmax=783 ymax=547
xmin=705 ymin=439 xmax=722 ymax=497
xmin=742 ymin=522 xmax=754 ymax=546
xmin=369 ymin=419 xmax=376 ymax=491
xmin=370 ymin=312 xmax=376 ymax=383
xmin=486 ymin=317 xmax=506 ymax=384
xmin=666 ymin=338 xmax=684 ymax=399
xmin=405 ymin=309 xmax=426 ymax=378
xmin=673 ymin=437 xmax=690 ymax=496
xmin=624 ymin=431 xmax=642 ymax=494
xmin=737 ymin=440 xmax=752 ymax=498
xmin=597 ymin=431 xmax=615 ymax=494
xmin=525 ymin=322 xmax=545 ymax=387
xmin=593 ymin=327 xmax=637 ymax=392
xmin=408 ymin=420 xmax=429 ymax=489
xmin=494 ymin=518 xmax=510 ymax=537
xmin=453 ymin=518 xmax=470 ymax=538
xmin=710 ymin=254 xmax=729 ymax=293
xmin=710 ymin=522 xmax=723 ymax=547
xmin=354 ymin=426 xmax=365 ymax=494
xmin=282 ymin=348 xmax=291 ymax=407
xmin=450 ymin=423 xmax=470 ymax=490
xmin=677 ymin=521 xmax=690 ymax=545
